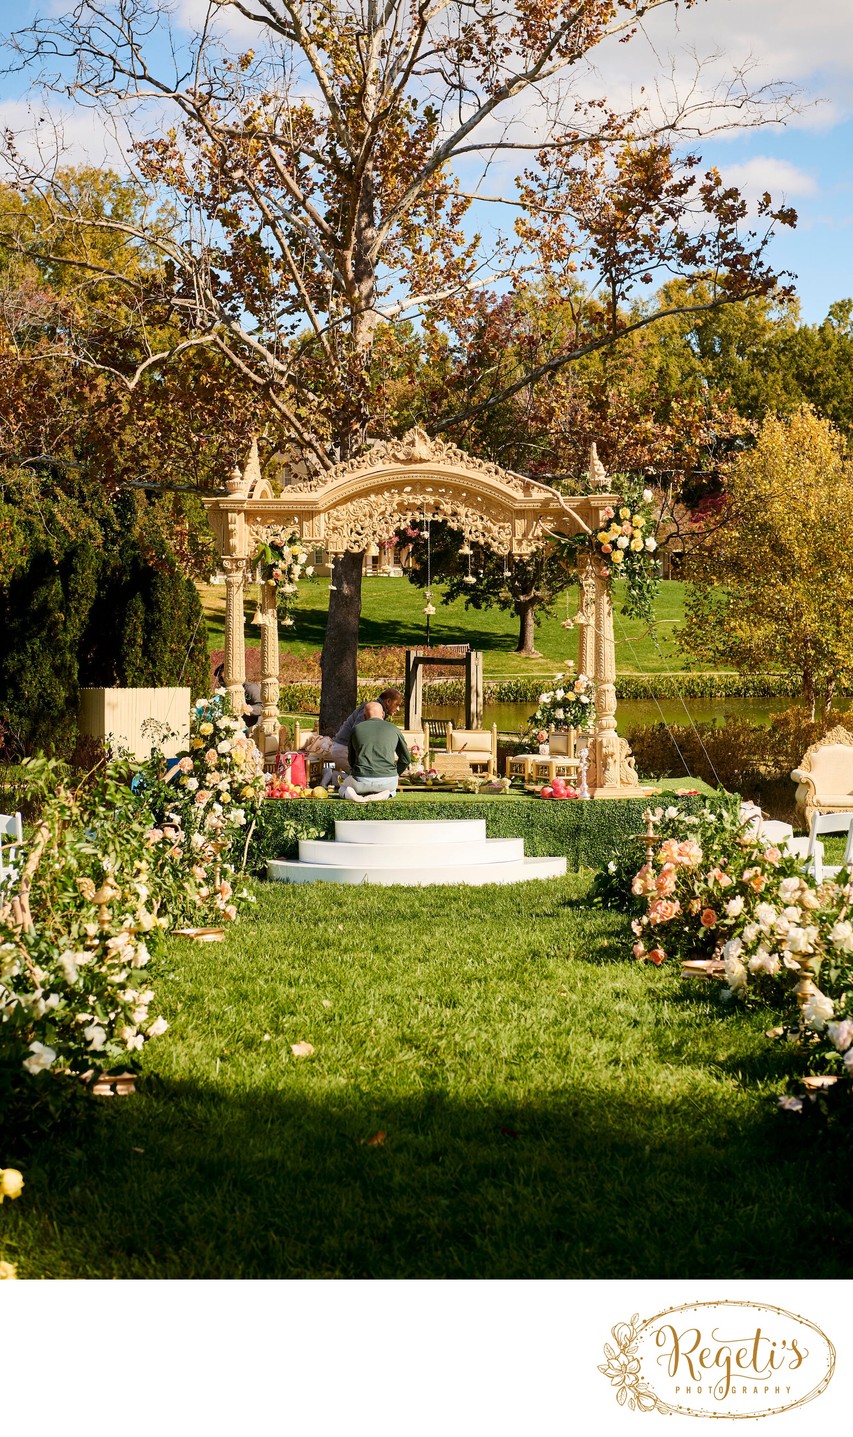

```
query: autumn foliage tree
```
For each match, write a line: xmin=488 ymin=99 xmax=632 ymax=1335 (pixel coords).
xmin=680 ymin=407 xmax=853 ymax=717
xmin=3 ymin=0 xmax=797 ymax=727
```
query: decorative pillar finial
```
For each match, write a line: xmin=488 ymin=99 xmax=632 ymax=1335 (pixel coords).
xmin=588 ymin=441 xmax=608 ymax=489
xmin=242 ymin=435 xmax=262 ymax=493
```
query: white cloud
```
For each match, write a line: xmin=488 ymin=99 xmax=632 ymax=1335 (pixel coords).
xmin=718 ymin=156 xmax=818 ymax=201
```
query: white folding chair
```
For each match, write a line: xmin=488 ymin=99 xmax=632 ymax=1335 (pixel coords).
xmin=0 ymin=812 xmax=23 ymax=892
xmin=806 ymin=811 xmax=853 ymax=884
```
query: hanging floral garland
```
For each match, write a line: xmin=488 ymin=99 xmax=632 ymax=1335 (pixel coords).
xmin=590 ymin=478 xmax=661 ymax=624
xmin=251 ymin=525 xmax=313 ymax=629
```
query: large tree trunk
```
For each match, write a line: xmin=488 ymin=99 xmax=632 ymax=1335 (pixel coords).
xmin=515 ymin=597 xmax=541 ymax=656
xmin=319 ymin=550 xmax=364 ymax=734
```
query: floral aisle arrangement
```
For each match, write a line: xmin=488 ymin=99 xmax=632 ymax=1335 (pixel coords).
xmin=0 ymin=759 xmax=174 ymax=1109
xmin=143 ymin=694 xmax=267 ymax=906
xmin=526 ymin=666 xmax=596 ymax=742
xmin=594 ymin=797 xmax=853 ymax=1123
xmin=591 ymin=478 xmax=661 ymax=625
xmin=251 ymin=524 xmax=313 ymax=629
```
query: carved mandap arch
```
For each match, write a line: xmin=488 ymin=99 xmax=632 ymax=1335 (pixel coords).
xmin=203 ymin=430 xmax=648 ymax=797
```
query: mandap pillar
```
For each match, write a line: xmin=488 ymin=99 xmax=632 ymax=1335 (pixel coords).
xmin=592 ymin=562 xmax=621 ymax=794
xmin=222 ymin=557 xmax=248 ymax=721
xmin=590 ymin=563 xmax=648 ymax=798
xmin=575 ymin=550 xmax=599 ymax=786
xmin=257 ymin=576 xmax=281 ymax=753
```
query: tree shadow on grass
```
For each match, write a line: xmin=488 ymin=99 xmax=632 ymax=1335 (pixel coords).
xmin=11 ymin=1076 xmax=853 ymax=1280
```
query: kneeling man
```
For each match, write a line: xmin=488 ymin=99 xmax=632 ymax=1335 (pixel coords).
xmin=340 ymin=701 xmax=411 ymax=801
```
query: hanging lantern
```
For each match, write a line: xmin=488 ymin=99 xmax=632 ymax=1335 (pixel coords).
xmin=423 ymin=602 xmax=436 ymax=616
xmin=459 ymin=542 xmax=472 ymax=557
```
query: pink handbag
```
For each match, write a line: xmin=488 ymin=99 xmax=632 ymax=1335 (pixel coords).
xmin=275 ymin=751 xmax=308 ymax=787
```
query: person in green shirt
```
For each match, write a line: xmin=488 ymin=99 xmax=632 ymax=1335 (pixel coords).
xmin=340 ymin=701 xmax=412 ymax=800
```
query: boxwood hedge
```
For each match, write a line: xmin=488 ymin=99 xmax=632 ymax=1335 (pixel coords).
xmin=251 ymin=789 xmax=736 ymax=874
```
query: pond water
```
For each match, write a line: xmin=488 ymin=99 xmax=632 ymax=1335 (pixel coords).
xmin=429 ymin=697 xmax=790 ymax=734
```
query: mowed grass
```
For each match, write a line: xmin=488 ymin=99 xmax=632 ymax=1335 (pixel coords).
xmin=4 ymin=876 xmax=851 ymax=1279
xmin=200 ymin=576 xmax=706 ymax=676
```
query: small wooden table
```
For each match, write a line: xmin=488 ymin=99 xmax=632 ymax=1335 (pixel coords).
xmin=432 ymin=752 xmax=489 ymax=780
xmin=532 ymin=756 xmax=580 ymax=785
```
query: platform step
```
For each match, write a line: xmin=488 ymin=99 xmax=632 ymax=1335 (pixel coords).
xmin=298 ymin=837 xmax=524 ymax=867
xmin=334 ymin=818 xmax=486 ymax=845
xmin=267 ymin=855 xmax=567 ymax=886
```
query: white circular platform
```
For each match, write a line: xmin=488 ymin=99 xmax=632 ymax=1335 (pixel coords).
xmin=267 ymin=817 xmax=567 ymax=887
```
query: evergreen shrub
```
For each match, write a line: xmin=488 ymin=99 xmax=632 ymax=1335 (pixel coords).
xmin=251 ymin=791 xmax=728 ymax=873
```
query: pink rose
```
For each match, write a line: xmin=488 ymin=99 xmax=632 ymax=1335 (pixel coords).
xmin=631 ymin=863 xmax=657 ymax=897
xmin=655 ymin=863 xmax=677 ymax=897
xmin=648 ymin=897 xmax=681 ymax=926
xmin=700 ymin=908 xmax=718 ymax=928
xmin=178 ymin=755 xmax=194 ymax=773
xmin=659 ymin=838 xmax=702 ymax=867
xmin=648 ymin=948 xmax=667 ymax=967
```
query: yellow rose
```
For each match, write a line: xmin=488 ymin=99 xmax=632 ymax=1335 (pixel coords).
xmin=619 ymin=506 xmax=630 ymax=519
xmin=191 ymin=738 xmax=204 ymax=750
xmin=630 ymin=538 xmax=643 ymax=551
xmin=241 ymin=785 xmax=255 ymax=800
xmin=632 ymin=514 xmax=645 ymax=527
xmin=608 ymin=525 xmax=620 ymax=539
xmin=0 ymin=1168 xmax=24 ymax=1203
xmin=0 ymin=1260 xmax=18 ymax=1279
xmin=612 ymin=550 xmax=625 ymax=565
xmin=597 ymin=530 xmax=608 ymax=543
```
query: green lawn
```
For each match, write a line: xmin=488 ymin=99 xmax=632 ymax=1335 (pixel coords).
xmin=4 ymin=873 xmax=850 ymax=1279
xmin=201 ymin=576 xmax=710 ymax=677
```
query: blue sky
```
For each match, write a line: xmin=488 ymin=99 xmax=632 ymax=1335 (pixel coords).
xmin=1 ymin=0 xmax=850 ymax=324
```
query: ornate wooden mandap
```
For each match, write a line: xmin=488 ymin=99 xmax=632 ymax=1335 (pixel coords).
xmin=204 ymin=429 xmax=647 ymax=798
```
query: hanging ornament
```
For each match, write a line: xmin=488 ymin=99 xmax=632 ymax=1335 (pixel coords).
xmin=458 ymin=541 xmax=472 ymax=557
xmin=561 ymin=591 xmax=574 ymax=630
xmin=423 ymin=587 xmax=436 ymax=617
xmin=462 ymin=546 xmax=476 ymax=585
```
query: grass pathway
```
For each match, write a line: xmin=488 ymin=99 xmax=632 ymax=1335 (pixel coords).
xmin=4 ymin=876 xmax=851 ymax=1278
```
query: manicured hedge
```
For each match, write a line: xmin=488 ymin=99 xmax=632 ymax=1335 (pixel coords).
xmin=252 ymin=788 xmax=734 ymax=874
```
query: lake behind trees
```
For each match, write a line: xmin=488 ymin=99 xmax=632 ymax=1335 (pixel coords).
xmin=431 ymin=697 xmax=791 ymax=733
